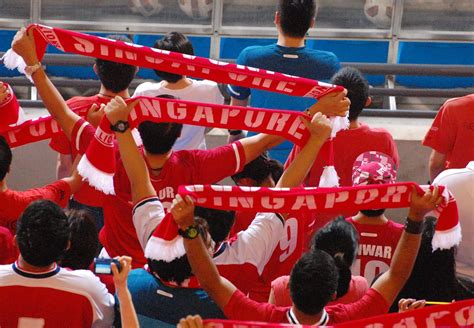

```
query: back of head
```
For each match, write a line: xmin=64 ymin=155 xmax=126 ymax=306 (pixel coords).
xmin=277 ymin=0 xmax=316 ymax=38
xmin=290 ymin=249 xmax=338 ymax=315
xmin=195 ymin=206 xmax=235 ymax=244
xmin=0 ymin=136 xmax=12 ymax=181
xmin=95 ymin=35 xmax=137 ymax=93
xmin=59 ymin=210 xmax=99 ymax=270
xmin=16 ymin=200 xmax=69 ymax=267
xmin=231 ymin=153 xmax=283 ymax=187
xmin=312 ymin=217 xmax=358 ymax=298
xmin=153 ymin=32 xmax=194 ymax=83
xmin=330 ymin=67 xmax=369 ymax=121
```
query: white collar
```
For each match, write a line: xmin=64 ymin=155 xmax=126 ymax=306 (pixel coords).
xmin=287 ymin=308 xmax=329 ymax=326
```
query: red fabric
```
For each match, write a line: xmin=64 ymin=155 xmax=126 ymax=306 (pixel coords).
xmin=286 ymin=123 xmax=399 ymax=187
xmin=0 ymin=227 xmax=17 ymax=264
xmin=224 ymin=288 xmax=388 ymax=324
xmin=85 ymin=116 xmax=116 ymax=175
xmin=271 ymin=275 xmax=368 ymax=308
xmin=28 ymin=24 xmax=342 ymax=99
xmin=0 ymin=83 xmax=20 ymax=132
xmin=346 ymin=217 xmax=403 ymax=283
xmin=423 ymin=95 xmax=474 ymax=170
xmin=0 ymin=180 xmax=71 ymax=234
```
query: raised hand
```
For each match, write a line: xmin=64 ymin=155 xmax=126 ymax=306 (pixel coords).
xmin=11 ymin=27 xmax=39 ymax=66
xmin=398 ymin=298 xmax=426 ymax=313
xmin=302 ymin=111 xmax=332 ymax=142
xmin=170 ymin=194 xmax=195 ymax=230
xmin=104 ymin=96 xmax=138 ymax=125
xmin=408 ymin=186 xmax=443 ymax=221
xmin=308 ymin=89 xmax=350 ymax=117
xmin=111 ymin=256 xmax=133 ymax=289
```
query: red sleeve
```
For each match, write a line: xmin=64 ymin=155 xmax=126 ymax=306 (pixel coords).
xmin=0 ymin=227 xmax=17 ymax=264
xmin=327 ymin=288 xmax=389 ymax=323
xmin=49 ymin=132 xmax=73 ymax=155
xmin=386 ymin=134 xmax=400 ymax=167
xmin=191 ymin=141 xmax=246 ymax=184
xmin=26 ymin=180 xmax=72 ymax=208
xmin=422 ymin=104 xmax=455 ymax=154
xmin=224 ymin=289 xmax=288 ymax=322
xmin=70 ymin=118 xmax=96 ymax=155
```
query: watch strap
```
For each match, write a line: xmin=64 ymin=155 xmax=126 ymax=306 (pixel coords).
xmin=404 ymin=217 xmax=424 ymax=234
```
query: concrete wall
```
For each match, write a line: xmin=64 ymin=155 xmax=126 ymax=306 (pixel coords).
xmin=8 ymin=114 xmax=434 ymax=223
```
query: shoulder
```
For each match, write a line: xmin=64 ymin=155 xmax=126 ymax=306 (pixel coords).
xmin=66 ymin=95 xmax=101 ymax=109
xmin=191 ymin=79 xmax=220 ymax=91
xmin=237 ymin=44 xmax=276 ymax=62
xmin=134 ymin=81 xmax=162 ymax=96
xmin=386 ymin=219 xmax=404 ymax=230
xmin=443 ymin=94 xmax=474 ymax=110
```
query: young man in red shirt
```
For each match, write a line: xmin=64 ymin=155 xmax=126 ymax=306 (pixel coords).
xmin=423 ymin=94 xmax=474 ymax=181
xmin=174 ymin=185 xmax=442 ymax=325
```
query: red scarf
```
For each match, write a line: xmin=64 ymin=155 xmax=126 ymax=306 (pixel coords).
xmin=202 ymin=298 xmax=474 ymax=327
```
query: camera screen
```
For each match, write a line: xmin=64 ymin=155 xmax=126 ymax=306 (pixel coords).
xmin=95 ymin=263 xmax=112 ymax=274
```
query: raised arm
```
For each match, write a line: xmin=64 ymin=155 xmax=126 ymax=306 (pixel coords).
xmin=172 ymin=194 xmax=237 ymax=309
xmin=104 ymin=96 xmax=155 ymax=204
xmin=11 ymin=27 xmax=80 ymax=139
xmin=429 ymin=150 xmax=446 ymax=182
xmin=112 ymin=256 xmax=139 ymax=328
xmin=372 ymin=186 xmax=442 ymax=305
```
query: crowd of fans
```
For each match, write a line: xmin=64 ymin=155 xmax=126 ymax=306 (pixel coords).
xmin=0 ymin=0 xmax=473 ymax=327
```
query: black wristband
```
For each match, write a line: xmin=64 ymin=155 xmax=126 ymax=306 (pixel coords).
xmin=228 ymin=129 xmax=243 ymax=136
xmin=404 ymin=217 xmax=424 ymax=234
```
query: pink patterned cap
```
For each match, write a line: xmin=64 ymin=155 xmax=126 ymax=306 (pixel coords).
xmin=352 ymin=151 xmax=397 ymax=186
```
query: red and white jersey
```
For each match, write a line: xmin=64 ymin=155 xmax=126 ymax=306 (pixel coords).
xmin=0 ymin=262 xmax=114 ymax=327
xmin=346 ymin=217 xmax=403 ymax=283
xmin=71 ymin=118 xmax=246 ymax=268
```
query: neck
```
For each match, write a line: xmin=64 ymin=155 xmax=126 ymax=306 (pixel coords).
xmin=291 ymin=306 xmax=324 ymax=325
xmin=353 ymin=212 xmax=388 ymax=224
xmin=162 ymin=77 xmax=192 ymax=90
xmin=98 ymin=86 xmax=130 ymax=99
xmin=145 ymin=150 xmax=172 ymax=174
xmin=277 ymin=33 xmax=305 ymax=48
xmin=0 ymin=179 xmax=7 ymax=192
xmin=17 ymin=255 xmax=55 ymax=273
xmin=349 ymin=120 xmax=361 ymax=129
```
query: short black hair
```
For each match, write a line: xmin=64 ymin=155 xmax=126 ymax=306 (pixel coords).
xmin=330 ymin=67 xmax=369 ymax=122
xmin=290 ymin=249 xmax=338 ymax=315
xmin=0 ymin=136 xmax=12 ymax=180
xmin=195 ymin=206 xmax=235 ymax=244
xmin=153 ymin=32 xmax=194 ymax=83
xmin=277 ymin=0 xmax=316 ymax=38
xmin=59 ymin=210 xmax=99 ymax=270
xmin=148 ymin=218 xmax=209 ymax=285
xmin=312 ymin=217 xmax=359 ymax=298
xmin=231 ymin=153 xmax=283 ymax=186
xmin=16 ymin=200 xmax=70 ymax=267
xmin=95 ymin=35 xmax=137 ymax=93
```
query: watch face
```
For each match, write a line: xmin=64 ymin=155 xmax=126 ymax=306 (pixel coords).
xmin=117 ymin=122 xmax=126 ymax=131
xmin=187 ymin=227 xmax=199 ymax=239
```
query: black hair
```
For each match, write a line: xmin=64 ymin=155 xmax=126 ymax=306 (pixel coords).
xmin=389 ymin=217 xmax=474 ymax=312
xmin=0 ymin=136 xmax=12 ymax=181
xmin=277 ymin=0 xmax=316 ymax=38
xmin=360 ymin=209 xmax=386 ymax=217
xmin=195 ymin=206 xmax=235 ymax=244
xmin=153 ymin=32 xmax=194 ymax=83
xmin=290 ymin=249 xmax=338 ymax=315
xmin=16 ymin=200 xmax=70 ymax=267
xmin=330 ymin=67 xmax=369 ymax=122
xmin=138 ymin=94 xmax=182 ymax=154
xmin=231 ymin=153 xmax=283 ymax=186
xmin=95 ymin=35 xmax=137 ymax=93
xmin=148 ymin=218 xmax=210 ymax=285
xmin=59 ymin=210 xmax=99 ymax=270
xmin=311 ymin=216 xmax=359 ymax=298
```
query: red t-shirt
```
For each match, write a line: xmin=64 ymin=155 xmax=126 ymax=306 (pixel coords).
xmin=0 ymin=227 xmax=17 ymax=265
xmin=271 ymin=274 xmax=369 ymax=307
xmin=0 ymin=180 xmax=71 ymax=234
xmin=49 ymin=95 xmax=109 ymax=207
xmin=423 ymin=94 xmax=474 ymax=170
xmin=71 ymin=119 xmax=246 ymax=267
xmin=286 ymin=123 xmax=399 ymax=187
xmin=346 ymin=217 xmax=403 ymax=284
xmin=224 ymin=288 xmax=389 ymax=324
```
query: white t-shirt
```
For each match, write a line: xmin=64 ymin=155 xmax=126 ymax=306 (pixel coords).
xmin=133 ymin=79 xmax=225 ymax=150
xmin=434 ymin=161 xmax=474 ymax=279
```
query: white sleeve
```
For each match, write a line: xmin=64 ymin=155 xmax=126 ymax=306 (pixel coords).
xmin=132 ymin=197 xmax=166 ymax=251
xmin=213 ymin=212 xmax=285 ymax=275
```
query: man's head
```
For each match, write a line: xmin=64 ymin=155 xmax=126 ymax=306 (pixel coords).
xmin=195 ymin=206 xmax=235 ymax=244
xmin=59 ymin=210 xmax=99 ymax=270
xmin=231 ymin=153 xmax=283 ymax=187
xmin=138 ymin=94 xmax=183 ymax=155
xmin=276 ymin=0 xmax=316 ymax=38
xmin=15 ymin=200 xmax=70 ymax=267
xmin=352 ymin=151 xmax=397 ymax=217
xmin=94 ymin=35 xmax=138 ymax=93
xmin=330 ymin=67 xmax=370 ymax=122
xmin=290 ymin=249 xmax=338 ymax=315
xmin=153 ymin=32 xmax=194 ymax=83
xmin=0 ymin=136 xmax=12 ymax=181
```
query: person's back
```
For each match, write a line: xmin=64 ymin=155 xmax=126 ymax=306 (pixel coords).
xmin=0 ymin=200 xmax=114 ymax=327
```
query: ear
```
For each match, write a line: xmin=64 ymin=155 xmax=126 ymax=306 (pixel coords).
xmin=93 ymin=63 xmax=98 ymax=76
xmin=134 ymin=66 xmax=139 ymax=76
xmin=274 ymin=11 xmax=280 ymax=25
xmin=13 ymin=235 xmax=18 ymax=248
xmin=310 ymin=17 xmax=316 ymax=28
xmin=235 ymin=177 xmax=256 ymax=187
xmin=365 ymin=96 xmax=372 ymax=107
xmin=65 ymin=240 xmax=71 ymax=252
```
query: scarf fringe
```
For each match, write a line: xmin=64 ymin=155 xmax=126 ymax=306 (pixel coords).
xmin=1 ymin=49 xmax=33 ymax=82
xmin=77 ymin=155 xmax=115 ymax=195
xmin=432 ymin=223 xmax=462 ymax=251
xmin=319 ymin=166 xmax=340 ymax=187
xmin=145 ymin=235 xmax=185 ymax=263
